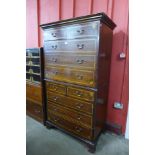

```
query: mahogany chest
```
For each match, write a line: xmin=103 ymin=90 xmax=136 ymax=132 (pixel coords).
xmin=41 ymin=13 xmax=116 ymax=152
xmin=26 ymin=48 xmax=44 ymax=123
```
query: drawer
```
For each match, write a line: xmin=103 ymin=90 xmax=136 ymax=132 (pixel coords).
xmin=26 ymin=83 xmax=42 ymax=104
xmin=44 ymin=53 xmax=96 ymax=69
xmin=47 ymin=103 xmax=92 ymax=128
xmin=68 ymin=22 xmax=99 ymax=38
xmin=26 ymin=100 xmax=43 ymax=121
xmin=67 ymin=86 xmax=95 ymax=102
xmin=45 ymin=67 xmax=95 ymax=87
xmin=48 ymin=112 xmax=92 ymax=140
xmin=44 ymin=28 xmax=67 ymax=41
xmin=44 ymin=39 xmax=97 ymax=53
xmin=47 ymin=91 xmax=93 ymax=114
xmin=46 ymin=81 xmax=66 ymax=95
xmin=43 ymin=21 xmax=99 ymax=41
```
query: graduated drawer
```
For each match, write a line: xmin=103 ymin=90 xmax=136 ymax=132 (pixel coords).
xmin=67 ymin=86 xmax=95 ymax=102
xmin=47 ymin=91 xmax=93 ymax=114
xmin=26 ymin=100 xmax=43 ymax=121
xmin=47 ymin=112 xmax=92 ymax=140
xmin=43 ymin=21 xmax=99 ymax=41
xmin=46 ymin=81 xmax=66 ymax=95
xmin=47 ymin=103 xmax=92 ymax=128
xmin=44 ymin=53 xmax=96 ymax=69
xmin=26 ymin=83 xmax=42 ymax=104
xmin=44 ymin=39 xmax=97 ymax=53
xmin=45 ymin=67 xmax=95 ymax=87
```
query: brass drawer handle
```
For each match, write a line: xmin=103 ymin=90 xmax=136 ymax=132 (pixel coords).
xmin=53 ymin=96 xmax=59 ymax=101
xmin=34 ymin=109 xmax=40 ymax=113
xmin=75 ymin=103 xmax=84 ymax=109
xmin=51 ymin=32 xmax=56 ymax=37
xmin=51 ymin=58 xmax=57 ymax=62
xmin=53 ymin=118 xmax=59 ymax=122
xmin=77 ymin=116 xmax=81 ymax=120
xmin=52 ymin=71 xmax=58 ymax=75
xmin=75 ymin=126 xmax=83 ymax=132
xmin=77 ymin=44 xmax=84 ymax=49
xmin=75 ymin=91 xmax=83 ymax=97
xmin=51 ymin=45 xmax=57 ymax=49
xmin=76 ymin=59 xmax=84 ymax=64
xmin=77 ymin=29 xmax=84 ymax=34
xmin=76 ymin=75 xmax=83 ymax=80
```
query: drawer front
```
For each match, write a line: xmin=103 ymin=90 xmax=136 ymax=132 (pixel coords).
xmin=48 ymin=112 xmax=92 ymax=140
xmin=26 ymin=83 xmax=42 ymax=104
xmin=47 ymin=103 xmax=92 ymax=128
xmin=44 ymin=28 xmax=66 ymax=41
xmin=26 ymin=100 xmax=43 ymax=121
xmin=47 ymin=92 xmax=93 ymax=114
xmin=45 ymin=67 xmax=95 ymax=87
xmin=43 ymin=21 xmax=99 ymax=41
xmin=67 ymin=87 xmax=95 ymax=102
xmin=46 ymin=81 xmax=66 ymax=95
xmin=44 ymin=39 xmax=97 ymax=53
xmin=68 ymin=22 xmax=99 ymax=38
xmin=44 ymin=53 xmax=96 ymax=69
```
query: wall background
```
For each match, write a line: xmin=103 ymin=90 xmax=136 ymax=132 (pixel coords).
xmin=26 ymin=0 xmax=128 ymax=134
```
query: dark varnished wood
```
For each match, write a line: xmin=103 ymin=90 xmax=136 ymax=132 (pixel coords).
xmin=44 ymin=53 xmax=96 ymax=70
xmin=43 ymin=21 xmax=99 ymax=41
xmin=26 ymin=100 xmax=43 ymax=122
xmin=47 ymin=91 xmax=93 ymax=114
xmin=41 ymin=13 xmax=116 ymax=152
xmin=45 ymin=66 xmax=96 ymax=87
xmin=47 ymin=102 xmax=92 ymax=128
xmin=47 ymin=113 xmax=92 ymax=140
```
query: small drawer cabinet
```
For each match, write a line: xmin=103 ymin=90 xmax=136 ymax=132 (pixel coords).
xmin=41 ymin=13 xmax=116 ymax=152
xmin=26 ymin=48 xmax=44 ymax=123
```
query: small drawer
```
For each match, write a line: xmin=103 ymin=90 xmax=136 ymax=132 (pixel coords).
xmin=44 ymin=39 xmax=97 ymax=53
xmin=44 ymin=28 xmax=66 ymax=41
xmin=47 ymin=113 xmax=92 ymax=140
xmin=26 ymin=83 xmax=42 ymax=104
xmin=47 ymin=103 xmax=92 ymax=128
xmin=45 ymin=67 xmax=95 ymax=87
xmin=67 ymin=86 xmax=95 ymax=102
xmin=44 ymin=53 xmax=96 ymax=69
xmin=68 ymin=22 xmax=99 ymax=38
xmin=47 ymin=92 xmax=93 ymax=114
xmin=26 ymin=100 xmax=43 ymax=121
xmin=46 ymin=81 xmax=66 ymax=95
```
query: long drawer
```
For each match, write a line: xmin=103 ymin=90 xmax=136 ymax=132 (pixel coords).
xmin=47 ymin=103 xmax=92 ymax=128
xmin=43 ymin=21 xmax=99 ymax=41
xmin=47 ymin=112 xmax=92 ymax=140
xmin=47 ymin=91 xmax=93 ymax=114
xmin=26 ymin=83 xmax=42 ymax=104
xmin=26 ymin=100 xmax=43 ymax=121
xmin=44 ymin=53 xmax=96 ymax=69
xmin=44 ymin=39 xmax=97 ymax=53
xmin=45 ymin=67 xmax=95 ymax=87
